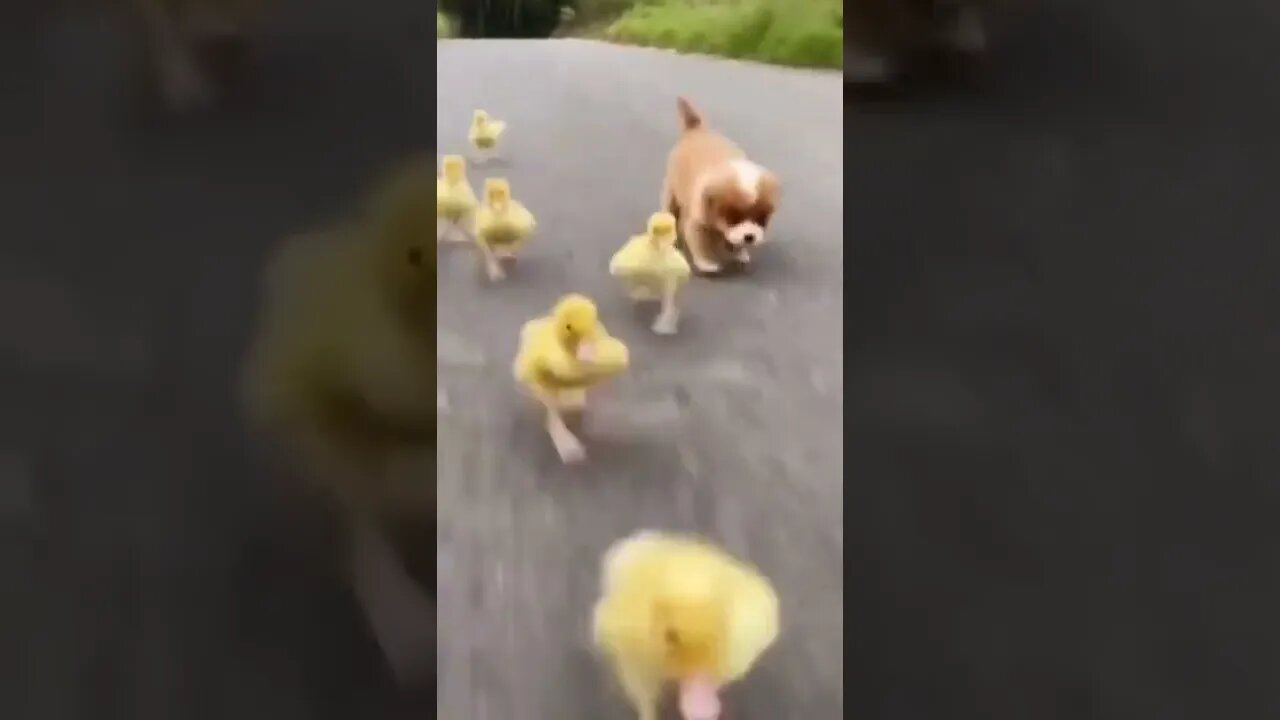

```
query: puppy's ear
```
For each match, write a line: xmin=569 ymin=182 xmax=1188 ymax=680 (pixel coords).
xmin=700 ymin=185 xmax=719 ymax=220
xmin=699 ymin=171 xmax=731 ymax=220
xmin=759 ymin=171 xmax=780 ymax=203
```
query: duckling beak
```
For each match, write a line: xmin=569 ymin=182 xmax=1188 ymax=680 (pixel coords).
xmin=678 ymin=674 xmax=721 ymax=720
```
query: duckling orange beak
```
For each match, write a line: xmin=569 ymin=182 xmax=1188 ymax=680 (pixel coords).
xmin=678 ymin=674 xmax=721 ymax=720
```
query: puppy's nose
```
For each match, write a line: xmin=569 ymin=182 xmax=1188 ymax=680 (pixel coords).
xmin=742 ymin=231 xmax=758 ymax=245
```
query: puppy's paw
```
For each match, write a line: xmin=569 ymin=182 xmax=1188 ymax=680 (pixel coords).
xmin=732 ymin=248 xmax=751 ymax=264
xmin=691 ymin=257 xmax=723 ymax=275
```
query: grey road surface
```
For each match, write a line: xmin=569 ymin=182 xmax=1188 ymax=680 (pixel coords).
xmin=435 ymin=41 xmax=845 ymax=720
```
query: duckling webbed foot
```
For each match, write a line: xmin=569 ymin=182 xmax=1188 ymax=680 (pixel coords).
xmin=485 ymin=260 xmax=506 ymax=282
xmin=475 ymin=242 xmax=506 ymax=281
xmin=652 ymin=307 xmax=680 ymax=335
xmin=652 ymin=281 xmax=681 ymax=335
xmin=547 ymin=411 xmax=586 ymax=464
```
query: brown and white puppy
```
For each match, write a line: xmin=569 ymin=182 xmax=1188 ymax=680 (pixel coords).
xmin=661 ymin=97 xmax=780 ymax=275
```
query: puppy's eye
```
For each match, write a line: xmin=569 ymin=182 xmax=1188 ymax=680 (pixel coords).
xmin=754 ymin=212 xmax=772 ymax=228
xmin=664 ymin=629 xmax=681 ymax=647
xmin=724 ymin=209 xmax=744 ymax=225
xmin=407 ymin=247 xmax=423 ymax=266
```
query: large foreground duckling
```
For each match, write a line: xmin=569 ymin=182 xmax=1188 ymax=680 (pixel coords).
xmin=610 ymin=211 xmax=691 ymax=335
xmin=473 ymin=177 xmax=536 ymax=281
xmin=513 ymin=294 xmax=629 ymax=463
xmin=468 ymin=109 xmax=506 ymax=162
xmin=592 ymin=530 xmax=780 ymax=720
xmin=436 ymin=154 xmax=477 ymax=243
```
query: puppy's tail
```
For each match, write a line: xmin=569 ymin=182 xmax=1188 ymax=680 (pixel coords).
xmin=676 ymin=96 xmax=703 ymax=132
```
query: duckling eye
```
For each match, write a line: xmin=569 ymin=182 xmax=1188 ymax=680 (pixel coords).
xmin=664 ymin=629 xmax=680 ymax=647
xmin=407 ymin=247 xmax=423 ymax=267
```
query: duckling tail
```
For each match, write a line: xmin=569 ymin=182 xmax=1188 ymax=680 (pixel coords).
xmin=676 ymin=96 xmax=703 ymax=132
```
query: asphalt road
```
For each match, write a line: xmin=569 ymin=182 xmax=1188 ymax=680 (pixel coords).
xmin=435 ymin=40 xmax=844 ymax=720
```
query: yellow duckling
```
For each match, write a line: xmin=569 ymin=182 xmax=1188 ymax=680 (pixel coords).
xmin=610 ymin=211 xmax=691 ymax=335
xmin=592 ymin=530 xmax=780 ymax=720
xmin=468 ymin=109 xmax=507 ymax=162
xmin=473 ymin=177 xmax=536 ymax=281
xmin=436 ymin=154 xmax=477 ymax=243
xmin=513 ymin=293 xmax=629 ymax=463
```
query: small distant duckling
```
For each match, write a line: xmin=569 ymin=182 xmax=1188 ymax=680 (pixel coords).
xmin=473 ymin=178 xmax=536 ymax=282
xmin=468 ymin=109 xmax=507 ymax=163
xmin=436 ymin=155 xmax=477 ymax=243
xmin=513 ymin=294 xmax=629 ymax=463
xmin=610 ymin=211 xmax=691 ymax=335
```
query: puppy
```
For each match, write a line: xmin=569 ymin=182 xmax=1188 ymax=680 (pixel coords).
xmin=661 ymin=97 xmax=779 ymax=276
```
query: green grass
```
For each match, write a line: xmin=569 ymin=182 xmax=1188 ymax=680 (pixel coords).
xmin=437 ymin=12 xmax=452 ymax=38
xmin=604 ymin=0 xmax=843 ymax=69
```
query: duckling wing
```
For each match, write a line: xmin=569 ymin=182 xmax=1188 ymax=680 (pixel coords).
xmin=722 ymin=566 xmax=780 ymax=683
xmin=437 ymin=181 xmax=477 ymax=219
xmin=473 ymin=207 xmax=495 ymax=235
xmin=511 ymin=202 xmax=536 ymax=234
xmin=513 ymin=317 xmax=550 ymax=383
xmin=490 ymin=120 xmax=507 ymax=138
xmin=609 ymin=235 xmax=651 ymax=277
xmin=663 ymin=247 xmax=692 ymax=282
xmin=587 ymin=326 xmax=630 ymax=376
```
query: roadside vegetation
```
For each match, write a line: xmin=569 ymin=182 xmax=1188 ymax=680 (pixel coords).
xmin=440 ymin=0 xmax=843 ymax=70
xmin=599 ymin=0 xmax=843 ymax=69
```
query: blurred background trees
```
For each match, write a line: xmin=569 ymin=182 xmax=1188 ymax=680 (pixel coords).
xmin=440 ymin=0 xmax=570 ymax=38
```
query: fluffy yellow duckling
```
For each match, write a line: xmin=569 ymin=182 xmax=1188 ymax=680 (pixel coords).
xmin=592 ymin=530 xmax=780 ymax=720
xmin=610 ymin=211 xmax=691 ymax=335
xmin=513 ymin=293 xmax=629 ymax=463
xmin=468 ymin=109 xmax=506 ymax=162
xmin=473 ymin=177 xmax=536 ymax=281
xmin=436 ymin=154 xmax=477 ymax=243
